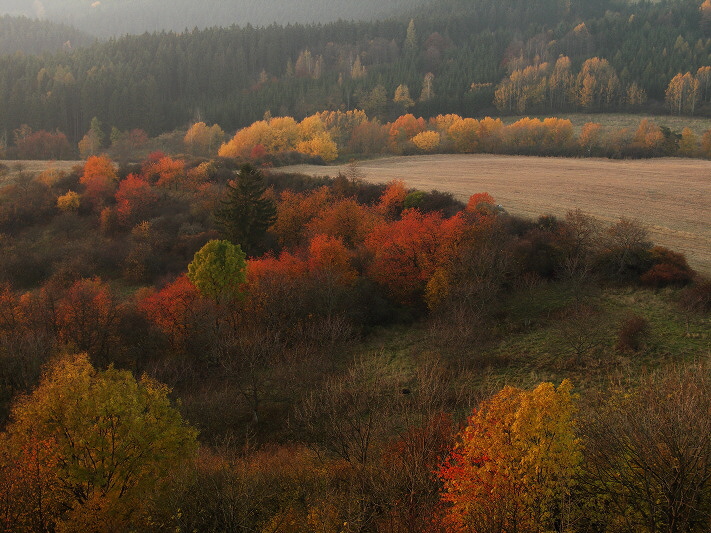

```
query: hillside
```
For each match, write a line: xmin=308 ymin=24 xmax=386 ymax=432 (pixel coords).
xmin=0 ymin=150 xmax=708 ymax=531
xmin=0 ymin=0 xmax=709 ymax=143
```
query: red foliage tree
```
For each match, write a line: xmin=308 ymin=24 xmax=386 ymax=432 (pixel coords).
xmin=15 ymin=130 xmax=73 ymax=160
xmin=365 ymin=209 xmax=465 ymax=303
xmin=465 ymin=192 xmax=495 ymax=212
xmin=138 ymin=274 xmax=212 ymax=350
xmin=115 ymin=173 xmax=159 ymax=227
xmin=56 ymin=278 xmax=118 ymax=359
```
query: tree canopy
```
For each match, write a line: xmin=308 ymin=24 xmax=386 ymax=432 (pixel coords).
xmin=0 ymin=353 xmax=198 ymax=532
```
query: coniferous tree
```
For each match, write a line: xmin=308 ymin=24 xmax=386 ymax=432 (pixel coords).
xmin=215 ymin=164 xmax=276 ymax=256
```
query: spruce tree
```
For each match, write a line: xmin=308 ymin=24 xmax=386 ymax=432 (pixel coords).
xmin=215 ymin=164 xmax=276 ymax=256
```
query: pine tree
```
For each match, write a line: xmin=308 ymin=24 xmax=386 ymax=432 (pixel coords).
xmin=215 ymin=164 xmax=276 ymax=256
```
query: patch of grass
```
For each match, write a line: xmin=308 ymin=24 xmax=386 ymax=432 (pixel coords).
xmin=507 ymin=113 xmax=711 ymax=137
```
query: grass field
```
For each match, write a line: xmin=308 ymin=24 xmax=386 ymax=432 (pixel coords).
xmin=0 ymin=160 xmax=82 ymax=184
xmin=507 ymin=113 xmax=711 ymax=136
xmin=282 ymin=154 xmax=711 ymax=274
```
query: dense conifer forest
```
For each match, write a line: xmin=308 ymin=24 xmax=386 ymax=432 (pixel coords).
xmin=1 ymin=0 xmax=711 ymax=145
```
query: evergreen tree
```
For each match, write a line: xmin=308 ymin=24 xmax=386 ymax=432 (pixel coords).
xmin=215 ymin=164 xmax=276 ymax=256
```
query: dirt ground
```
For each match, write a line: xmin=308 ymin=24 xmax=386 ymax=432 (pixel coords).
xmin=282 ymin=154 xmax=711 ymax=274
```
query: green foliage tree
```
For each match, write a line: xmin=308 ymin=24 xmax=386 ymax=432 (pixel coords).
xmin=187 ymin=239 xmax=247 ymax=302
xmin=78 ymin=116 xmax=105 ymax=158
xmin=0 ymin=353 xmax=198 ymax=532
xmin=215 ymin=164 xmax=276 ymax=256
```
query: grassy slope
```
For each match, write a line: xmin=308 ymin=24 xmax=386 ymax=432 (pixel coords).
xmin=354 ymin=284 xmax=710 ymax=406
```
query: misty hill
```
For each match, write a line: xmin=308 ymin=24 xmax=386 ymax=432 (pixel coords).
xmin=0 ymin=0 xmax=430 ymax=37
xmin=0 ymin=15 xmax=95 ymax=55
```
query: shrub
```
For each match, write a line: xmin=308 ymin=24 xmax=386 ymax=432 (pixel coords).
xmin=640 ymin=246 xmax=695 ymax=287
xmin=679 ymin=277 xmax=711 ymax=314
xmin=616 ymin=314 xmax=648 ymax=352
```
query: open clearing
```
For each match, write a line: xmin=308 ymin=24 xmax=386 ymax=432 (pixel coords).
xmin=282 ymin=154 xmax=711 ymax=274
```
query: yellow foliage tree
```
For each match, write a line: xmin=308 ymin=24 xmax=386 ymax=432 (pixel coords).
xmin=298 ymin=114 xmax=327 ymax=140
xmin=184 ymin=121 xmax=225 ymax=156
xmin=56 ymin=190 xmax=80 ymax=212
xmin=411 ymin=130 xmax=441 ymax=152
xmin=477 ymin=117 xmax=504 ymax=151
xmin=448 ymin=117 xmax=480 ymax=153
xmin=632 ymin=118 xmax=664 ymax=152
xmin=439 ymin=380 xmax=582 ymax=533
xmin=394 ymin=84 xmax=415 ymax=111
xmin=679 ymin=127 xmax=699 ymax=157
xmin=295 ymin=131 xmax=338 ymax=161
xmin=665 ymin=72 xmax=700 ymax=115
xmin=579 ymin=121 xmax=603 ymax=155
xmin=0 ymin=353 xmax=198 ymax=532
xmin=576 ymin=57 xmax=621 ymax=110
xmin=218 ymin=120 xmax=272 ymax=158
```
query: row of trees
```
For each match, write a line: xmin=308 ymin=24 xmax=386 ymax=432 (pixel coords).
xmin=6 ymin=109 xmax=711 ymax=163
xmin=494 ymin=56 xmax=651 ymax=113
xmin=216 ymin=111 xmax=711 ymax=160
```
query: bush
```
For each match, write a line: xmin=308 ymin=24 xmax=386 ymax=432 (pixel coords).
xmin=616 ymin=314 xmax=648 ymax=352
xmin=640 ymin=246 xmax=695 ymax=287
xmin=679 ymin=277 xmax=711 ymax=314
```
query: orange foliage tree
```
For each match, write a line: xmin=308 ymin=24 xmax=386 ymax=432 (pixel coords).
xmin=377 ymin=179 xmax=408 ymax=220
xmin=80 ymin=155 xmax=117 ymax=210
xmin=307 ymin=233 xmax=357 ymax=287
xmin=306 ymin=197 xmax=380 ymax=248
xmin=389 ymin=114 xmax=426 ymax=152
xmin=365 ymin=209 xmax=465 ymax=304
xmin=271 ymin=186 xmax=332 ymax=247
xmin=143 ymin=155 xmax=186 ymax=189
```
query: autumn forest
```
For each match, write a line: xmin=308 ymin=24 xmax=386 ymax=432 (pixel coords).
xmin=0 ymin=0 xmax=710 ymax=531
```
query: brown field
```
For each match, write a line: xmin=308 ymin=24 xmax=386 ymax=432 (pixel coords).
xmin=282 ymin=154 xmax=711 ymax=274
xmin=0 ymin=160 xmax=82 ymax=184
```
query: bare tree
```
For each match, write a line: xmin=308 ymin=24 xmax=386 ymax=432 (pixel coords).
xmin=582 ymin=363 xmax=711 ymax=533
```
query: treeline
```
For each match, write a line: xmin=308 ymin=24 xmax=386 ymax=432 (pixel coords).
xmin=1 ymin=0 xmax=711 ymax=142
xmin=0 ymin=0 xmax=430 ymax=37
xmin=7 ymin=110 xmax=711 ymax=163
xmin=0 ymin=15 xmax=95 ymax=56
xmin=216 ymin=111 xmax=711 ymax=160
xmin=0 ymin=149 xmax=709 ymax=530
